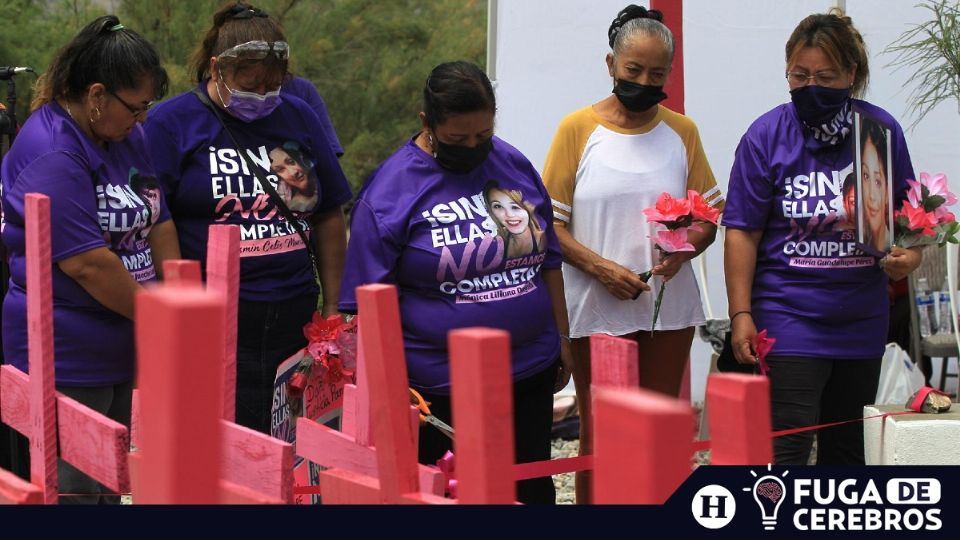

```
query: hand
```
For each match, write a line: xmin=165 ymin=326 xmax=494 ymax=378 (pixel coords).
xmin=320 ymin=305 xmax=341 ymax=318
xmin=730 ymin=313 xmax=758 ymax=365
xmin=554 ymin=338 xmax=574 ymax=393
xmin=880 ymin=246 xmax=923 ymax=282
xmin=592 ymin=258 xmax=651 ymax=300
xmin=653 ymin=251 xmax=694 ymax=282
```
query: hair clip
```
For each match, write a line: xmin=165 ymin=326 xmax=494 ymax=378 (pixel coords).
xmin=228 ymin=4 xmax=268 ymax=19
xmin=110 ymin=23 xmax=125 ymax=32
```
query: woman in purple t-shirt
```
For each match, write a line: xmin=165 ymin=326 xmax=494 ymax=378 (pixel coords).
xmin=724 ymin=10 xmax=923 ymax=465
xmin=0 ymin=16 xmax=175 ymax=502
xmin=145 ymin=2 xmax=351 ymax=435
xmin=339 ymin=61 xmax=572 ymax=505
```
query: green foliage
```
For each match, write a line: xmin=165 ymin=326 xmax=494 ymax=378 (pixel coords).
xmin=1 ymin=0 xmax=487 ymax=193
xmin=885 ymin=0 xmax=960 ymax=127
xmin=0 ymin=0 xmax=108 ymax=119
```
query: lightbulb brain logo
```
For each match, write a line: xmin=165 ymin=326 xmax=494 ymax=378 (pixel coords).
xmin=744 ymin=464 xmax=789 ymax=531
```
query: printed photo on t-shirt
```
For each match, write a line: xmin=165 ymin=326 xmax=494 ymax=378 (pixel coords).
xmin=425 ymin=181 xmax=550 ymax=305
xmin=269 ymin=142 xmax=319 ymax=213
xmin=853 ymin=110 xmax=893 ymax=257
xmin=482 ymin=180 xmax=547 ymax=260
xmin=114 ymin=168 xmax=161 ymax=253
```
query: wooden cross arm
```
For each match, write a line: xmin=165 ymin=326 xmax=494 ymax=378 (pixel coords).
xmin=0 ymin=365 xmax=129 ymax=493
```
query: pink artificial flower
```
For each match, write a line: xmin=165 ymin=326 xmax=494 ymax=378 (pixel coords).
xmin=905 ymin=179 xmax=924 ymax=209
xmin=336 ymin=329 xmax=358 ymax=371
xmin=643 ymin=192 xmax=692 ymax=224
xmin=687 ymin=190 xmax=720 ymax=224
xmin=921 ymin=172 xmax=958 ymax=206
xmin=753 ymin=329 xmax=776 ymax=361
xmin=753 ymin=329 xmax=776 ymax=377
xmin=308 ymin=340 xmax=340 ymax=360
xmin=937 ymin=209 xmax=957 ymax=224
xmin=899 ymin=204 xmax=938 ymax=236
xmin=652 ymin=228 xmax=696 ymax=252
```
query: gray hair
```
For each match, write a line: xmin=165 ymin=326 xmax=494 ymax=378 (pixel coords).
xmin=610 ymin=14 xmax=674 ymax=63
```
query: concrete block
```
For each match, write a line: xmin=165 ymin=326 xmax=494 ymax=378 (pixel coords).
xmin=864 ymin=404 xmax=960 ymax=465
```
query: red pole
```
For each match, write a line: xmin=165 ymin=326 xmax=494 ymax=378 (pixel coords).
xmin=651 ymin=0 xmax=684 ymax=114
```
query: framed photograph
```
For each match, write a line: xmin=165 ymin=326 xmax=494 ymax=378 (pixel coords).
xmin=853 ymin=107 xmax=894 ymax=258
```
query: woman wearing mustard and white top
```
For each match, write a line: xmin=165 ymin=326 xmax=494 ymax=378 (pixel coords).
xmin=542 ymin=4 xmax=723 ymax=504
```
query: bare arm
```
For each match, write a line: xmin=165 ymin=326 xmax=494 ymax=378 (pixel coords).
xmin=147 ymin=220 xmax=181 ymax=280
xmin=311 ymin=206 xmax=348 ymax=317
xmin=544 ymin=267 xmax=574 ymax=392
xmin=58 ymin=247 xmax=143 ymax=319
xmin=724 ymin=228 xmax=763 ymax=364
xmin=554 ymin=221 xmax=650 ymax=300
xmin=654 ymin=222 xmax=719 ymax=282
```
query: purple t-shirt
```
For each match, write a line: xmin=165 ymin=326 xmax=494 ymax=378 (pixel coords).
xmin=1 ymin=102 xmax=169 ymax=385
xmin=145 ymin=84 xmax=352 ymax=302
xmin=723 ymin=99 xmax=914 ymax=359
xmin=282 ymin=76 xmax=344 ymax=157
xmin=339 ymin=137 xmax=562 ymax=393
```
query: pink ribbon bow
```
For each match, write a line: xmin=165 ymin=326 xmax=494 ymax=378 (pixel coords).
xmin=753 ymin=329 xmax=776 ymax=376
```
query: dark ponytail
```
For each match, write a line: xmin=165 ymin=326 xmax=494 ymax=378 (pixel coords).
xmin=422 ymin=61 xmax=496 ymax=128
xmin=31 ymin=15 xmax=168 ymax=111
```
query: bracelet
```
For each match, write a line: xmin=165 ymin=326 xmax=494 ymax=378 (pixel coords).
xmin=730 ymin=310 xmax=752 ymax=323
xmin=559 ymin=334 xmax=572 ymax=343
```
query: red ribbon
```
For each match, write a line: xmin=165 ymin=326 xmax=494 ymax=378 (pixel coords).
xmin=292 ymin=485 xmax=324 ymax=496
xmin=514 ymin=455 xmax=593 ymax=481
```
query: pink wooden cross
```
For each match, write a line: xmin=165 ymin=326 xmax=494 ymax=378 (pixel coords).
xmin=294 ymin=322 xmax=445 ymax=498
xmin=318 ymin=285 xmax=520 ymax=504
xmin=705 ymin=373 xmax=772 ymax=465
xmin=593 ymin=386 xmax=695 ymax=504
xmin=590 ymin=333 xmax=640 ymax=390
xmin=318 ymin=285 xmax=449 ymax=504
xmin=130 ymin=224 xmax=294 ymax=503
xmin=0 ymin=194 xmax=129 ymax=504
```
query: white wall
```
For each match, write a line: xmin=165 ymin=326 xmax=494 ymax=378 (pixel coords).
xmin=491 ymin=0 xmax=960 ymax=402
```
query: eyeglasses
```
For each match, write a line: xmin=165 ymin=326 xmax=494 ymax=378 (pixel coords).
xmin=218 ymin=40 xmax=290 ymax=61
xmin=786 ymin=71 xmax=841 ymax=86
xmin=107 ymin=90 xmax=154 ymax=120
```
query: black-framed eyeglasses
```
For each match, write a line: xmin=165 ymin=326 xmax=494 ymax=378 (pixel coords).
xmin=107 ymin=89 xmax=154 ymax=119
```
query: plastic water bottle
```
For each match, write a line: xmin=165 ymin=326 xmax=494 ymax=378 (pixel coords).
xmin=916 ymin=278 xmax=934 ymax=338
xmin=939 ymin=286 xmax=953 ymax=334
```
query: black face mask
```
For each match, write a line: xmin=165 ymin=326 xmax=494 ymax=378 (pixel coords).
xmin=613 ymin=79 xmax=667 ymax=113
xmin=434 ymin=137 xmax=494 ymax=174
xmin=790 ymin=85 xmax=853 ymax=149
xmin=790 ymin=85 xmax=850 ymax=126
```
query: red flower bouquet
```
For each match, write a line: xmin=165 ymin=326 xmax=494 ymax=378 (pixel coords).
xmin=293 ymin=313 xmax=358 ymax=390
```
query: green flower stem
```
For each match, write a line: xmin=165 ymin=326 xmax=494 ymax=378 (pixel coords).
xmin=650 ymin=277 xmax=666 ymax=337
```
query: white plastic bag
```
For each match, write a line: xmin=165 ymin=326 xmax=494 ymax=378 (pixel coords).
xmin=874 ymin=343 xmax=925 ymax=405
